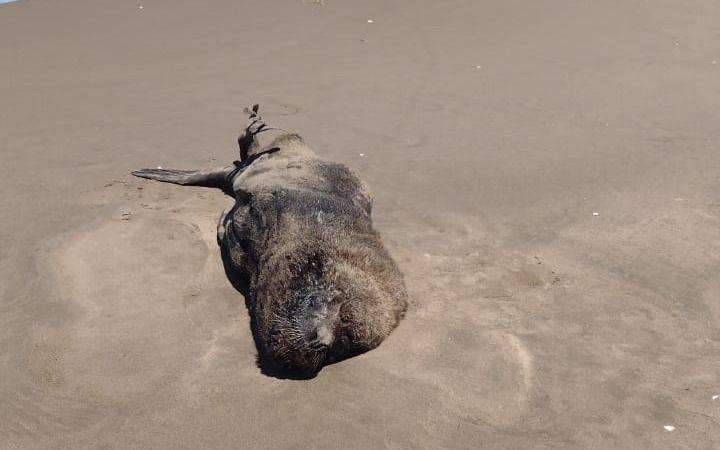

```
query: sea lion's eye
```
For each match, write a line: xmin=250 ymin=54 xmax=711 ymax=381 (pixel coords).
xmin=338 ymin=334 xmax=350 ymax=348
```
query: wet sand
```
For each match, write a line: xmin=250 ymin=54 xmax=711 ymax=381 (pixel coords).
xmin=1 ymin=0 xmax=719 ymax=448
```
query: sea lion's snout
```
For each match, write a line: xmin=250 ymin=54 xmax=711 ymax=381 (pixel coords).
xmin=307 ymin=325 xmax=334 ymax=350
xmin=294 ymin=302 xmax=339 ymax=364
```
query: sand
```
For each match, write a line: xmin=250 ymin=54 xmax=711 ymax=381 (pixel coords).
xmin=1 ymin=0 xmax=719 ymax=448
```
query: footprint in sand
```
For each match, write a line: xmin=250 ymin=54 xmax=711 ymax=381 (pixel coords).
xmin=378 ymin=216 xmax=548 ymax=427
xmin=30 ymin=214 xmax=211 ymax=400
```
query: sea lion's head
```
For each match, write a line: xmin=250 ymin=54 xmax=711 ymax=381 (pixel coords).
xmin=261 ymin=286 xmax=345 ymax=375
xmin=255 ymin=250 xmax=405 ymax=377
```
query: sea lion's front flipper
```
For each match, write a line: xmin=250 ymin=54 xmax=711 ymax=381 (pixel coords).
xmin=132 ymin=167 xmax=233 ymax=188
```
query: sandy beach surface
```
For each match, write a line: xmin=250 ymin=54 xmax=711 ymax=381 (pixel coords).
xmin=2 ymin=0 xmax=720 ymax=448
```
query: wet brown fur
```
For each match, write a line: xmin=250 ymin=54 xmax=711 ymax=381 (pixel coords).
xmin=133 ymin=107 xmax=407 ymax=375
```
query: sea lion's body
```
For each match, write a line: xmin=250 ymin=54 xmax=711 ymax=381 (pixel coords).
xmin=133 ymin=107 xmax=407 ymax=374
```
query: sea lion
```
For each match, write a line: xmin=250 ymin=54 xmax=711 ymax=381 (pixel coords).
xmin=132 ymin=105 xmax=407 ymax=375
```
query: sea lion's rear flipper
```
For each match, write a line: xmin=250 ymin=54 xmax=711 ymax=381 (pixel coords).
xmin=132 ymin=167 xmax=233 ymax=188
xmin=238 ymin=104 xmax=269 ymax=162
